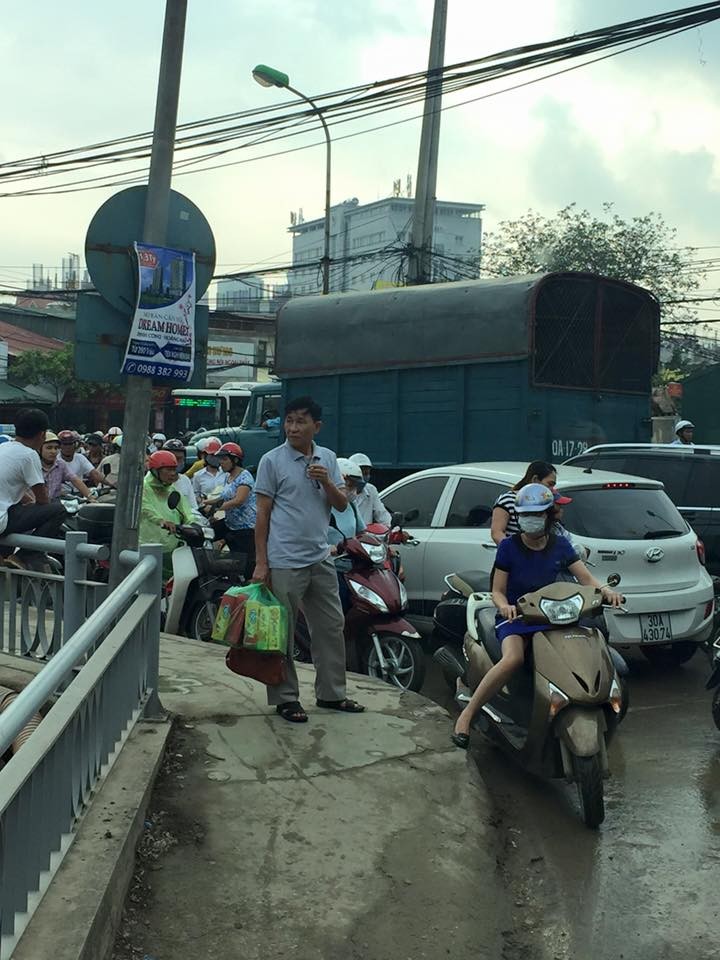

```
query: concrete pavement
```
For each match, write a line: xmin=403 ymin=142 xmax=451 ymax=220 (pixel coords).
xmin=113 ymin=636 xmax=505 ymax=960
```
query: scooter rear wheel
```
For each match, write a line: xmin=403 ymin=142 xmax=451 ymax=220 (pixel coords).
xmin=188 ymin=600 xmax=216 ymax=643
xmin=572 ymin=754 xmax=605 ymax=829
xmin=364 ymin=633 xmax=426 ymax=693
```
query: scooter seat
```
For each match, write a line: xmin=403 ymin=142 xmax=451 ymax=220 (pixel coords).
xmin=453 ymin=570 xmax=491 ymax=597
xmin=206 ymin=554 xmax=246 ymax=576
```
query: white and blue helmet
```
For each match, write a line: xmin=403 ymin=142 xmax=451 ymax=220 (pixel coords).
xmin=515 ymin=483 xmax=555 ymax=514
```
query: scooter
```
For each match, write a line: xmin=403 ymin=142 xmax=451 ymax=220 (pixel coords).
xmin=434 ymin=580 xmax=628 ymax=828
xmin=295 ymin=529 xmax=425 ymax=692
xmin=163 ymin=490 xmax=247 ymax=641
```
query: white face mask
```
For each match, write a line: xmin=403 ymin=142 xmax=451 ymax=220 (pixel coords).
xmin=518 ymin=515 xmax=547 ymax=537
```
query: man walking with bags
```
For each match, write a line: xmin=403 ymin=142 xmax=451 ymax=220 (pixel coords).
xmin=253 ymin=396 xmax=365 ymax=723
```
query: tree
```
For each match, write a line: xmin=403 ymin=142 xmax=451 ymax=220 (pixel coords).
xmin=9 ymin=343 xmax=107 ymax=411
xmin=481 ymin=203 xmax=702 ymax=324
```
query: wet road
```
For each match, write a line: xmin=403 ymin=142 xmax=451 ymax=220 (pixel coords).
xmin=422 ymin=652 xmax=720 ymax=960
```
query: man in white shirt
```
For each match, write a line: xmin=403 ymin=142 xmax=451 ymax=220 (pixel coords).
xmin=348 ymin=453 xmax=391 ymax=526
xmin=57 ymin=429 xmax=104 ymax=491
xmin=0 ymin=410 xmax=66 ymax=558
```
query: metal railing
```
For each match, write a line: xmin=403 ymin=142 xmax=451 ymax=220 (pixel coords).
xmin=0 ymin=543 xmax=164 ymax=959
xmin=0 ymin=531 xmax=109 ymax=661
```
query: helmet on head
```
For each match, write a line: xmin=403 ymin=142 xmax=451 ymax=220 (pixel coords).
xmin=196 ymin=436 xmax=221 ymax=453
xmin=204 ymin=438 xmax=222 ymax=455
xmin=515 ymin=483 xmax=555 ymax=514
xmin=148 ymin=450 xmax=178 ymax=472
xmin=349 ymin=453 xmax=372 ymax=468
xmin=43 ymin=431 xmax=59 ymax=444
xmin=675 ymin=419 xmax=694 ymax=434
xmin=85 ymin=433 xmax=104 ymax=446
xmin=337 ymin=457 xmax=364 ymax=482
xmin=58 ymin=429 xmax=79 ymax=443
xmin=113 ymin=435 xmax=123 ymax=448
xmin=162 ymin=439 xmax=185 ymax=453
xmin=218 ymin=442 xmax=244 ymax=462
xmin=107 ymin=426 xmax=122 ymax=437
xmin=152 ymin=432 xmax=166 ymax=442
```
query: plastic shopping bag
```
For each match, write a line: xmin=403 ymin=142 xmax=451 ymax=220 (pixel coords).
xmin=211 ymin=585 xmax=253 ymax=646
xmin=243 ymin=585 xmax=288 ymax=655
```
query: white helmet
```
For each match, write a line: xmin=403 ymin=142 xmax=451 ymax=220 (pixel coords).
xmin=107 ymin=426 xmax=123 ymax=437
xmin=515 ymin=483 xmax=555 ymax=514
xmin=196 ymin=435 xmax=221 ymax=453
xmin=675 ymin=419 xmax=694 ymax=433
xmin=349 ymin=453 xmax=372 ymax=468
xmin=152 ymin=432 xmax=166 ymax=442
xmin=337 ymin=457 xmax=364 ymax=481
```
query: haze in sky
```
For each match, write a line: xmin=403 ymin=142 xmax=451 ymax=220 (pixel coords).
xmin=1 ymin=0 xmax=718 ymax=288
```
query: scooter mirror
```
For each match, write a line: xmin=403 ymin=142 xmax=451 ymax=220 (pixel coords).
xmin=167 ymin=491 xmax=181 ymax=511
xmin=392 ymin=511 xmax=406 ymax=526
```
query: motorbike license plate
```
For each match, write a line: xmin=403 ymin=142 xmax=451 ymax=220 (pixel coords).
xmin=639 ymin=612 xmax=673 ymax=644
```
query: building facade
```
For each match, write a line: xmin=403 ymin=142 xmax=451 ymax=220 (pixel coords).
xmin=288 ymin=196 xmax=484 ymax=295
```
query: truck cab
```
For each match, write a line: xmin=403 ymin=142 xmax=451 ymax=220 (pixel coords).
xmin=233 ymin=382 xmax=283 ymax=471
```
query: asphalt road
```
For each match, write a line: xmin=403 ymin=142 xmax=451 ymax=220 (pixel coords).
xmin=422 ymin=651 xmax=720 ymax=960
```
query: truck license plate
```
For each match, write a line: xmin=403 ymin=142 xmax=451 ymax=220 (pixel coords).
xmin=640 ymin=612 xmax=673 ymax=643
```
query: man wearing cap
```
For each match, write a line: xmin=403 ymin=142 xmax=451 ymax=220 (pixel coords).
xmin=670 ymin=420 xmax=695 ymax=446
xmin=348 ymin=453 xmax=391 ymax=526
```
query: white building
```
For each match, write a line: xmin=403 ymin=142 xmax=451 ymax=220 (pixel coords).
xmin=288 ymin=196 xmax=483 ymax=295
xmin=215 ymin=273 xmax=289 ymax=314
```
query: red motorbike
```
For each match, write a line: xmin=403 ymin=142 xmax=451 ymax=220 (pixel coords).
xmin=294 ymin=529 xmax=425 ymax=692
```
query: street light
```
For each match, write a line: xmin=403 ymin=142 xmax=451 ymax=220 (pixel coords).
xmin=252 ymin=64 xmax=332 ymax=295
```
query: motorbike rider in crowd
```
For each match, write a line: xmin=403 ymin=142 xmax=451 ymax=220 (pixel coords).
xmin=139 ymin=450 xmax=194 ymax=576
xmin=40 ymin=432 xmax=93 ymax=500
xmin=162 ymin=439 xmax=201 ymax=516
xmin=451 ymin=483 xmax=623 ymax=749
xmin=670 ymin=419 xmax=695 ymax=446
xmin=348 ymin=453 xmax=391 ymax=526
xmin=58 ymin=429 xmax=105 ymax=492
xmin=192 ymin=439 xmax=223 ymax=497
xmin=187 ymin=436 xmax=222 ymax=479
xmin=329 ymin=458 xmax=367 ymax=609
xmin=99 ymin=435 xmax=123 ymax=487
xmin=83 ymin=433 xmax=105 ymax=469
xmin=491 ymin=460 xmax=556 ymax=544
xmin=151 ymin=432 xmax=167 ymax=451
xmin=203 ymin=443 xmax=256 ymax=574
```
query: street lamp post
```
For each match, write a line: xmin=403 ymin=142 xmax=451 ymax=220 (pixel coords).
xmin=253 ymin=64 xmax=331 ymax=295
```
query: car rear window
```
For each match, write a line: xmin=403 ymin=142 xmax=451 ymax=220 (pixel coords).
xmin=561 ymin=487 xmax=687 ymax=540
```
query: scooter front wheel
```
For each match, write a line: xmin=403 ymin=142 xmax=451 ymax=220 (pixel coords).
xmin=364 ymin=633 xmax=426 ymax=693
xmin=572 ymin=754 xmax=605 ymax=829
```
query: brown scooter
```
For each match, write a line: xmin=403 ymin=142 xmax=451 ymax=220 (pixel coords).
xmin=436 ymin=580 xmax=627 ymax=828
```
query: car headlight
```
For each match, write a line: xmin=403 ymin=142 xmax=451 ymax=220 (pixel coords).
xmin=361 ymin=541 xmax=387 ymax=564
xmin=349 ymin=580 xmax=389 ymax=613
xmin=398 ymin=579 xmax=408 ymax=609
xmin=539 ymin=594 xmax=583 ymax=625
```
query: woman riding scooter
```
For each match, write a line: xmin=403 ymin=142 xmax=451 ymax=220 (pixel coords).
xmin=452 ymin=483 xmax=623 ymax=749
xmin=204 ymin=442 xmax=256 ymax=577
xmin=329 ymin=459 xmax=367 ymax=609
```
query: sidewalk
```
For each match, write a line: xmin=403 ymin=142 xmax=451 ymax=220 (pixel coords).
xmin=113 ymin=636 xmax=505 ymax=960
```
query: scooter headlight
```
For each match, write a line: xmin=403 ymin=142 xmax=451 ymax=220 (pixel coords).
xmin=361 ymin=542 xmax=387 ymax=564
xmin=539 ymin=594 xmax=583 ymax=625
xmin=349 ymin=581 xmax=389 ymax=613
xmin=398 ymin=579 xmax=408 ymax=609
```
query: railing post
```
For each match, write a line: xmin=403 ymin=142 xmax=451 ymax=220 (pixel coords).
xmin=63 ymin=531 xmax=88 ymax=647
xmin=138 ymin=543 xmax=165 ymax=719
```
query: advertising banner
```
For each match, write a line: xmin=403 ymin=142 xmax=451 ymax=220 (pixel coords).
xmin=121 ymin=242 xmax=196 ymax=381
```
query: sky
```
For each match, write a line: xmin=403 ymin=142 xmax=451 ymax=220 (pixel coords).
xmin=1 ymin=0 xmax=719 ymax=290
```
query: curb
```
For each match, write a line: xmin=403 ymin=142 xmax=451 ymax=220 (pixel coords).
xmin=12 ymin=717 xmax=173 ymax=960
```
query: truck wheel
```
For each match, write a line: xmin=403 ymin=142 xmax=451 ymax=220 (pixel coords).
xmin=572 ymin=754 xmax=605 ymax=829
xmin=365 ymin=634 xmax=426 ymax=692
xmin=712 ymin=688 xmax=720 ymax=731
xmin=642 ymin=641 xmax=698 ymax=667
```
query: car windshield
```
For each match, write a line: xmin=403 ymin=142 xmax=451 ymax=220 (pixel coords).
xmin=561 ymin=487 xmax=687 ymax=540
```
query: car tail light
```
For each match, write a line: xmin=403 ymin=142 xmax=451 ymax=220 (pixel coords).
xmin=697 ymin=538 xmax=706 ymax=566
xmin=602 ymin=482 xmax=635 ymax=489
xmin=704 ymin=598 xmax=714 ymax=620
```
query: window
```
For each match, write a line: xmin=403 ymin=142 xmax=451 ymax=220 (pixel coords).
xmin=445 ymin=478 xmax=506 ymax=528
xmin=561 ymin=488 xmax=686 ymax=540
xmin=622 ymin=455 xmax=691 ymax=506
xmin=687 ymin=459 xmax=720 ymax=507
xmin=381 ymin=476 xmax=448 ymax=528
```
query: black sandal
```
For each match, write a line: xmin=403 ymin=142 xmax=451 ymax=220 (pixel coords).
xmin=451 ymin=732 xmax=470 ymax=750
xmin=276 ymin=701 xmax=308 ymax=723
xmin=316 ymin=698 xmax=365 ymax=713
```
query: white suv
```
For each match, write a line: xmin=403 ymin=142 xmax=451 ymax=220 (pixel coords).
xmin=381 ymin=463 xmax=714 ymax=665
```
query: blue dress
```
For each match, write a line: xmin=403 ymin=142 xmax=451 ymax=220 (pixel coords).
xmin=494 ymin=534 xmax=578 ymax=641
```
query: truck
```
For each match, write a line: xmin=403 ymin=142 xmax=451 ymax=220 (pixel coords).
xmin=216 ymin=272 xmax=660 ymax=480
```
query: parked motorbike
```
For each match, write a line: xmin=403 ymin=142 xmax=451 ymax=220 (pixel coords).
xmin=434 ymin=580 xmax=628 ymax=828
xmin=163 ymin=490 xmax=247 ymax=641
xmin=295 ymin=528 xmax=425 ymax=692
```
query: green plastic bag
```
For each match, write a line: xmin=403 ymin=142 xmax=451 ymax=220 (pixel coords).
xmin=211 ymin=583 xmax=288 ymax=654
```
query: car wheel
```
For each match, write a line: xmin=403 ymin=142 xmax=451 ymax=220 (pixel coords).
xmin=642 ymin=641 xmax=698 ymax=667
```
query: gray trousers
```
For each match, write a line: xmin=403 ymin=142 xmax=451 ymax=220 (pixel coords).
xmin=268 ymin=557 xmax=347 ymax=706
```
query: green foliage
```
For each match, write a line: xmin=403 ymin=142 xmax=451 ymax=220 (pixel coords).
xmin=9 ymin=344 xmax=108 ymax=407
xmin=481 ymin=203 xmax=701 ymax=323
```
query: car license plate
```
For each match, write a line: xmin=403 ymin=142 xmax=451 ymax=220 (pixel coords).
xmin=639 ymin=612 xmax=673 ymax=644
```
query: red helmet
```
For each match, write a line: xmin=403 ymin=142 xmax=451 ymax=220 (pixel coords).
xmin=58 ymin=429 xmax=79 ymax=444
xmin=148 ymin=450 xmax=179 ymax=471
xmin=218 ymin=442 xmax=244 ymax=461
xmin=204 ymin=438 xmax=222 ymax=455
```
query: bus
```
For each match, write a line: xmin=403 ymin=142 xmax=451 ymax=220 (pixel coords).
xmin=166 ymin=382 xmax=256 ymax=436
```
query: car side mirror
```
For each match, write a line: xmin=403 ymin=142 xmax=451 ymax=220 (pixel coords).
xmin=167 ymin=491 xmax=181 ymax=511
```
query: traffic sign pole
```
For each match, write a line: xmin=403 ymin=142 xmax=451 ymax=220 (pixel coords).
xmin=109 ymin=0 xmax=188 ymax=589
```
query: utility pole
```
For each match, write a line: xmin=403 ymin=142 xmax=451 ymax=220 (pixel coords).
xmin=406 ymin=0 xmax=448 ymax=286
xmin=108 ymin=0 xmax=188 ymax=589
